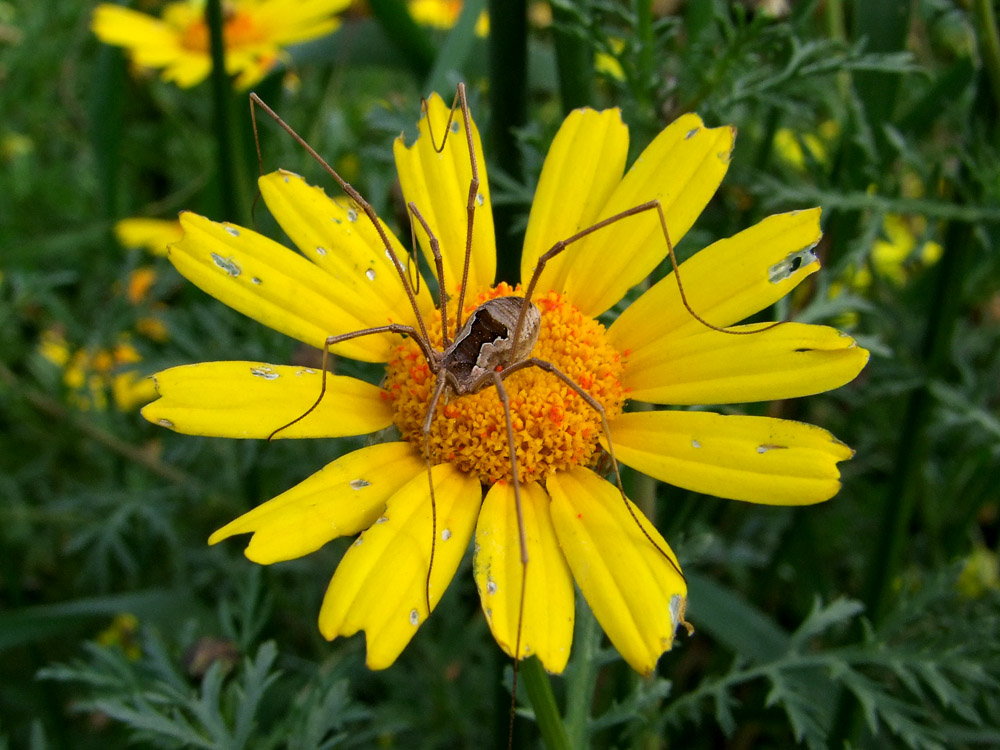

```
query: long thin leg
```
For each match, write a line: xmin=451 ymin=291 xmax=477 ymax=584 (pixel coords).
xmin=483 ymin=357 xmax=686 ymax=582
xmin=491 ymin=372 xmax=529 ymax=748
xmin=419 ymin=375 xmax=450 ymax=615
xmin=267 ymin=323 xmax=422 ymax=441
xmin=511 ymin=200 xmax=783 ymax=355
xmin=419 ymin=82 xmax=479 ymax=339
xmin=249 ymin=93 xmax=433 ymax=350
xmin=408 ymin=202 xmax=451 ymax=348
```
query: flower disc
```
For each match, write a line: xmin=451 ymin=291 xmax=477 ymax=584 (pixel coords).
xmin=384 ymin=283 xmax=626 ymax=484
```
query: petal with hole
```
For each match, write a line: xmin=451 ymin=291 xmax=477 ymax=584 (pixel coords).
xmin=169 ymin=212 xmax=403 ymax=362
xmin=622 ymin=322 xmax=870 ymax=404
xmin=608 ymin=209 xmax=823 ymax=353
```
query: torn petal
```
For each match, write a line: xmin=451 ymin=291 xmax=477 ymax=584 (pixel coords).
xmin=318 ymin=463 xmax=481 ymax=669
xmin=209 ymin=443 xmax=425 ymax=563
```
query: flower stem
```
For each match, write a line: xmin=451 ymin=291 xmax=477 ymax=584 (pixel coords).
xmin=551 ymin=0 xmax=594 ymax=112
xmin=488 ymin=0 xmax=528 ymax=285
xmin=565 ymin=594 xmax=601 ymax=747
xmin=205 ymin=0 xmax=250 ymax=226
xmin=973 ymin=0 xmax=1000 ymax=112
xmin=521 ymin=657 xmax=571 ymax=750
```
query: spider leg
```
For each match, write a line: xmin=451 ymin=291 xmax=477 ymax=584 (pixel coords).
xmin=493 ymin=357 xmax=686 ymax=583
xmin=249 ymin=93 xmax=433 ymax=348
xmin=268 ymin=324 xmax=422 ymax=441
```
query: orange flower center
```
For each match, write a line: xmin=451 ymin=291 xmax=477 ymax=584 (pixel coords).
xmin=179 ymin=6 xmax=264 ymax=53
xmin=383 ymin=283 xmax=626 ymax=485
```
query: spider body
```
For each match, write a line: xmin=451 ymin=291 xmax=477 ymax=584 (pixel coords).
xmin=438 ymin=296 xmax=541 ymax=395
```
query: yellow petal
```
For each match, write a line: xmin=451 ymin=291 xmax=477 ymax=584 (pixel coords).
xmin=607 ymin=410 xmax=854 ymax=504
xmin=318 ymin=463 xmax=482 ymax=669
xmin=114 ymin=218 xmax=183 ymax=257
xmin=474 ymin=481 xmax=575 ymax=673
xmin=141 ymin=361 xmax=391 ymax=438
xmin=520 ymin=108 xmax=628 ymax=290
xmin=209 ymin=443 xmax=425 ymax=564
xmin=258 ymin=170 xmax=433 ymax=328
xmin=555 ymin=114 xmax=735 ymax=317
xmin=608 ymin=209 xmax=823 ymax=353
xmin=393 ymin=93 xmax=496 ymax=298
xmin=169 ymin=211 xmax=401 ymax=362
xmin=623 ymin=322 xmax=870 ymax=404
xmin=548 ymin=467 xmax=687 ymax=675
xmin=161 ymin=54 xmax=212 ymax=88
xmin=91 ymin=5 xmax=181 ymax=60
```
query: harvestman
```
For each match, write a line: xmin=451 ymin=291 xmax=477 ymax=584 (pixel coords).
xmin=250 ymin=84 xmax=773 ymax=680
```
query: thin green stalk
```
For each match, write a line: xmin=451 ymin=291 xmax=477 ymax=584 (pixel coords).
xmin=634 ymin=0 xmax=653 ymax=113
xmin=205 ymin=0 xmax=250 ymax=225
xmin=565 ymin=595 xmax=601 ymax=747
xmin=551 ymin=0 xmax=594 ymax=112
xmin=864 ymin=217 xmax=971 ymax=625
xmin=521 ymin=657 xmax=571 ymax=750
xmin=369 ymin=0 xmax=435 ymax=81
xmin=973 ymin=0 xmax=1000 ymax=113
xmin=488 ymin=0 xmax=528 ymax=285
xmin=833 ymin=213 xmax=973 ymax=748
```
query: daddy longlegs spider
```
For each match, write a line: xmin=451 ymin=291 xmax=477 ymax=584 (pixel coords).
xmin=249 ymin=83 xmax=778 ymax=735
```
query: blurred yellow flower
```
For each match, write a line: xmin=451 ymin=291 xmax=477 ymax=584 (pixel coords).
xmin=38 ymin=332 xmax=157 ymax=412
xmin=127 ymin=267 xmax=159 ymax=304
xmin=96 ymin=613 xmax=142 ymax=661
xmin=957 ymin=543 xmax=1000 ymax=599
xmin=1 ymin=130 xmax=33 ymax=161
xmin=408 ymin=0 xmax=488 ymax=35
xmin=91 ymin=0 xmax=351 ymax=89
xmin=595 ymin=38 xmax=625 ymax=81
xmin=773 ymin=121 xmax=840 ymax=171
xmin=114 ymin=218 xmax=184 ymax=257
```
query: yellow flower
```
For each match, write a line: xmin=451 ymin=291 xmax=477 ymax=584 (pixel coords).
xmin=96 ymin=613 xmax=142 ymax=661
xmin=773 ymin=120 xmax=840 ymax=171
xmin=39 ymin=331 xmax=156 ymax=412
xmin=408 ymin=0 xmax=488 ymax=36
xmin=91 ymin=0 xmax=351 ymax=89
xmin=142 ymin=96 xmax=868 ymax=674
xmin=595 ymin=38 xmax=626 ymax=82
xmin=115 ymin=218 xmax=184 ymax=257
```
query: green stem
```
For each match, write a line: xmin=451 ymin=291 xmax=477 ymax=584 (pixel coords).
xmin=205 ymin=0 xmax=250 ymax=225
xmin=864 ymin=217 xmax=971 ymax=624
xmin=635 ymin=0 xmax=653 ymax=111
xmin=488 ymin=0 xmax=528 ymax=285
xmin=973 ymin=0 xmax=1000 ymax=113
xmin=521 ymin=657 xmax=571 ymax=750
xmin=369 ymin=0 xmax=435 ymax=82
xmin=551 ymin=0 xmax=594 ymax=112
xmin=565 ymin=595 xmax=601 ymax=747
